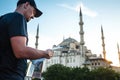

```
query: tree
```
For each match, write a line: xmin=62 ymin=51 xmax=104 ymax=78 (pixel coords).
xmin=42 ymin=64 xmax=71 ymax=80
xmin=42 ymin=64 xmax=120 ymax=80
xmin=91 ymin=67 xmax=120 ymax=80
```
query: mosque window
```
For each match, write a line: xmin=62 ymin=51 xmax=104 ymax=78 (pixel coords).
xmin=95 ymin=63 xmax=97 ymax=65
xmin=92 ymin=63 xmax=94 ymax=65
xmin=98 ymin=62 xmax=100 ymax=65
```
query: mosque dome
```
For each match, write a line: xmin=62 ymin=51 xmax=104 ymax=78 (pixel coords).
xmin=59 ymin=37 xmax=78 ymax=47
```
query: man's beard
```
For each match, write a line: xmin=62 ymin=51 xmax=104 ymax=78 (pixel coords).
xmin=26 ymin=19 xmax=29 ymax=22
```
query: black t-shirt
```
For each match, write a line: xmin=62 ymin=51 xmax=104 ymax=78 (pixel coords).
xmin=0 ymin=12 xmax=28 ymax=80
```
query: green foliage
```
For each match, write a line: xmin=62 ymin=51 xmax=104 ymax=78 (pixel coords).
xmin=42 ymin=64 xmax=120 ymax=80
xmin=90 ymin=67 xmax=120 ymax=80
xmin=32 ymin=78 xmax=41 ymax=80
xmin=42 ymin=64 xmax=71 ymax=80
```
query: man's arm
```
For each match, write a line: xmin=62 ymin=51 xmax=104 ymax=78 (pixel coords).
xmin=10 ymin=36 xmax=53 ymax=59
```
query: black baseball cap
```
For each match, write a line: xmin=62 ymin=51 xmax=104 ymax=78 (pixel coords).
xmin=17 ymin=0 xmax=42 ymax=17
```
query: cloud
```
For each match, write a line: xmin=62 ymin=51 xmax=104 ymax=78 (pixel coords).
xmin=57 ymin=2 xmax=98 ymax=18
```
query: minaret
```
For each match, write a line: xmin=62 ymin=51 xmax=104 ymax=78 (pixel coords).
xmin=34 ymin=24 xmax=43 ymax=79
xmin=35 ymin=24 xmax=39 ymax=49
xmin=26 ymin=24 xmax=40 ymax=80
xmin=117 ymin=43 xmax=120 ymax=66
xmin=101 ymin=26 xmax=106 ymax=59
xmin=79 ymin=7 xmax=85 ymax=56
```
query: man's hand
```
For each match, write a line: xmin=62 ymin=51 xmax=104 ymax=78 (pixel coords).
xmin=45 ymin=49 xmax=54 ymax=59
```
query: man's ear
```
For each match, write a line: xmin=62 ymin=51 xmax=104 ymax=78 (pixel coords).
xmin=24 ymin=2 xmax=29 ymax=9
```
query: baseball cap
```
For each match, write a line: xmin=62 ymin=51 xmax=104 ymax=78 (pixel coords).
xmin=17 ymin=0 xmax=42 ymax=17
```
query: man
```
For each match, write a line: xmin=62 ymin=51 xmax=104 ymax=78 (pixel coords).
xmin=0 ymin=0 xmax=53 ymax=80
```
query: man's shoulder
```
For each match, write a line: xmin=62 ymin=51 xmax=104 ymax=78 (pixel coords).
xmin=0 ymin=12 xmax=25 ymax=24
xmin=3 ymin=12 xmax=24 ymax=19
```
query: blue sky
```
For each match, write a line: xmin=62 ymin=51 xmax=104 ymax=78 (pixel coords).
xmin=1 ymin=0 xmax=120 ymax=66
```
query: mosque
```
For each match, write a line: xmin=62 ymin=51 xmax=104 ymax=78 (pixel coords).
xmin=42 ymin=8 xmax=117 ymax=71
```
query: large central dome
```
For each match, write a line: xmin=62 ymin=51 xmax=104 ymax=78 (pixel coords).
xmin=59 ymin=37 xmax=78 ymax=46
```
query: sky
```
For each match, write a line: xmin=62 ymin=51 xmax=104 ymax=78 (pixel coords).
xmin=1 ymin=0 xmax=120 ymax=66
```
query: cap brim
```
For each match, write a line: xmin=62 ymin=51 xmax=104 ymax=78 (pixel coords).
xmin=34 ymin=8 xmax=43 ymax=17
